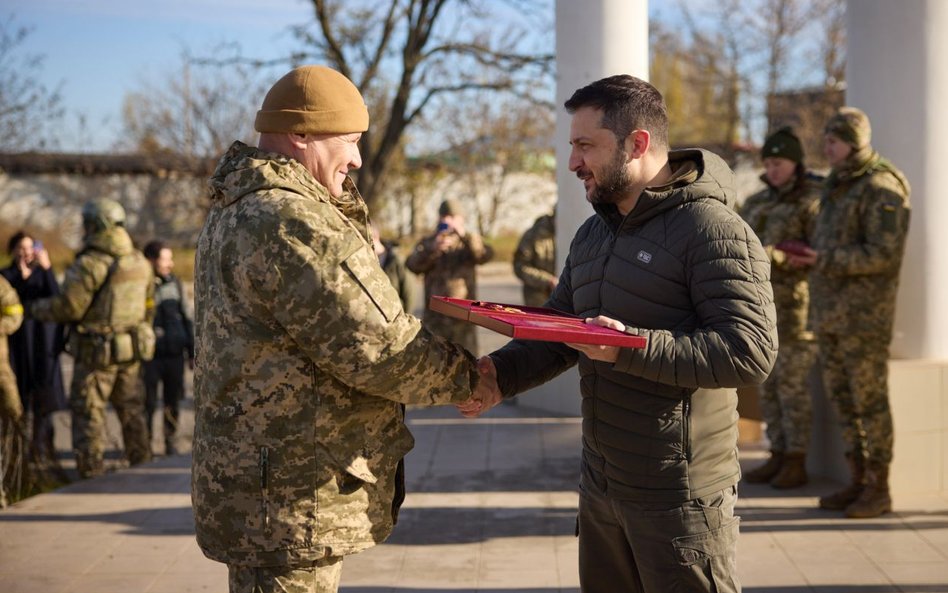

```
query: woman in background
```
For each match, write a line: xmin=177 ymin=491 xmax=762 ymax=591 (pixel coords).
xmin=1 ymin=231 xmax=68 ymax=480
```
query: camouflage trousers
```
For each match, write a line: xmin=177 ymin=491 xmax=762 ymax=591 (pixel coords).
xmin=759 ymin=338 xmax=818 ymax=453
xmin=70 ymin=360 xmax=152 ymax=478
xmin=228 ymin=557 xmax=343 ymax=593
xmin=423 ymin=313 xmax=478 ymax=355
xmin=816 ymin=332 xmax=894 ymax=466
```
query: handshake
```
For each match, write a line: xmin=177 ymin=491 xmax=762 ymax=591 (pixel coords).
xmin=456 ymin=356 xmax=503 ymax=418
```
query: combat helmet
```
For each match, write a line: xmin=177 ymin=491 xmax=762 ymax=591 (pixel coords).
xmin=81 ymin=198 xmax=126 ymax=236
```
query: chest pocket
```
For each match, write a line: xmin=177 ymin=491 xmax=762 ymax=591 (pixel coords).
xmin=342 ymin=245 xmax=402 ymax=323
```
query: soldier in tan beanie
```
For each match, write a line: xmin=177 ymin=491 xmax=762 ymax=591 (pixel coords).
xmin=786 ymin=106 xmax=911 ymax=519
xmin=193 ymin=66 xmax=498 ymax=593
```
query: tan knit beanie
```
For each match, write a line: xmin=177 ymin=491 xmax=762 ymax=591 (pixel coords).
xmin=254 ymin=65 xmax=369 ymax=135
xmin=825 ymin=106 xmax=872 ymax=150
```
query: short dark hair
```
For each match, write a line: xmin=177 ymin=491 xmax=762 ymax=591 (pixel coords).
xmin=7 ymin=231 xmax=32 ymax=255
xmin=143 ymin=240 xmax=167 ymax=261
xmin=564 ymin=74 xmax=669 ymax=150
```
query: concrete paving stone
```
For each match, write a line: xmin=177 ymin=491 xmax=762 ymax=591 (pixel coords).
xmin=800 ymin=560 xmax=893 ymax=587
xmin=876 ymin=561 xmax=948 ymax=588
xmin=63 ymin=572 xmax=162 ymax=593
xmin=845 ymin=527 xmax=947 ymax=564
xmin=0 ymin=573 xmax=79 ymax=593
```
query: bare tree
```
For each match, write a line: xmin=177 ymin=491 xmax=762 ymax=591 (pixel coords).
xmin=0 ymin=14 xmax=64 ymax=152
xmin=656 ymin=0 xmax=846 ymax=150
xmin=120 ymin=51 xmax=267 ymax=161
xmin=813 ymin=0 xmax=846 ymax=86
xmin=200 ymin=0 xmax=554 ymax=211
xmin=432 ymin=96 xmax=553 ymax=235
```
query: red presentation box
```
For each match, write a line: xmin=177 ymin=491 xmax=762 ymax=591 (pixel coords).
xmin=429 ymin=296 xmax=648 ymax=348
xmin=774 ymin=239 xmax=811 ymax=256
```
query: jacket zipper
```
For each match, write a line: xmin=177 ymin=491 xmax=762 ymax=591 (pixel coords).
xmin=260 ymin=446 xmax=270 ymax=534
xmin=682 ymin=396 xmax=692 ymax=462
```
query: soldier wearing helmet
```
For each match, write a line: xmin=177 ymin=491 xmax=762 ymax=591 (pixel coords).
xmin=27 ymin=198 xmax=155 ymax=478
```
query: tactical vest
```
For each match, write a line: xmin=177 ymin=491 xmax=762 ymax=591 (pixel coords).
xmin=73 ymin=250 xmax=155 ymax=367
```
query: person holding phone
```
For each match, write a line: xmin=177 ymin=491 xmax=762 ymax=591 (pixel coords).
xmin=1 ymin=231 xmax=68 ymax=479
xmin=406 ymin=198 xmax=494 ymax=353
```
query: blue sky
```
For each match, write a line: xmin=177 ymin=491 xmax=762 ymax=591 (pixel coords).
xmin=7 ymin=0 xmax=700 ymax=154
xmin=7 ymin=0 xmax=314 ymax=152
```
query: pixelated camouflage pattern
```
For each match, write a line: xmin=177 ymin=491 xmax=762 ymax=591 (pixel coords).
xmin=28 ymin=226 xmax=154 ymax=477
xmin=739 ymin=172 xmax=822 ymax=340
xmin=406 ymin=227 xmax=493 ymax=353
xmin=513 ymin=213 xmax=556 ymax=307
xmin=818 ymin=332 xmax=893 ymax=465
xmin=739 ymin=173 xmax=821 ymax=454
xmin=809 ymin=152 xmax=910 ymax=338
xmin=228 ymin=557 xmax=343 ymax=593
xmin=0 ymin=276 xmax=24 ymax=421
xmin=192 ymin=141 xmax=478 ymax=567
xmin=757 ymin=338 xmax=817 ymax=453
xmin=809 ymin=150 xmax=909 ymax=467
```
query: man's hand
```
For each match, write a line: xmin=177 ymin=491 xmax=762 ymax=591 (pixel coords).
xmin=566 ymin=315 xmax=624 ymax=363
xmin=456 ymin=356 xmax=503 ymax=418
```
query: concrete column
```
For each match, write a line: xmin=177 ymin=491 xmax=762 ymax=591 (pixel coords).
xmin=847 ymin=0 xmax=948 ymax=360
xmin=519 ymin=0 xmax=648 ymax=415
xmin=809 ymin=0 xmax=948 ymax=494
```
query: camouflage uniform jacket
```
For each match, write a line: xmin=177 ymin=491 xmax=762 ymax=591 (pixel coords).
xmin=406 ymin=226 xmax=493 ymax=321
xmin=29 ymin=228 xmax=155 ymax=350
xmin=0 ymin=276 xmax=24 ymax=419
xmin=809 ymin=151 xmax=911 ymax=338
xmin=739 ymin=173 xmax=822 ymax=341
xmin=191 ymin=141 xmax=478 ymax=567
xmin=513 ymin=214 xmax=556 ymax=307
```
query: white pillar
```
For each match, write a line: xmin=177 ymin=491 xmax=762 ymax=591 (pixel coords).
xmin=554 ymin=0 xmax=649 ymax=263
xmin=847 ymin=0 xmax=948 ymax=360
xmin=519 ymin=0 xmax=649 ymax=415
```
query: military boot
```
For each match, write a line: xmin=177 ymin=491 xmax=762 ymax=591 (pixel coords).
xmin=770 ymin=452 xmax=808 ymax=489
xmin=75 ymin=451 xmax=105 ymax=480
xmin=845 ymin=463 xmax=892 ymax=518
xmin=819 ymin=454 xmax=866 ymax=510
xmin=744 ymin=451 xmax=783 ymax=484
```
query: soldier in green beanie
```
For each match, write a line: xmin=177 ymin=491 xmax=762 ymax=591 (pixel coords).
xmin=786 ymin=106 xmax=911 ymax=519
xmin=739 ymin=127 xmax=821 ymax=490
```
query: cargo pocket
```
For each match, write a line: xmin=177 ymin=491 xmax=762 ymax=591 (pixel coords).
xmin=672 ymin=516 xmax=740 ymax=590
xmin=341 ymin=245 xmax=401 ymax=323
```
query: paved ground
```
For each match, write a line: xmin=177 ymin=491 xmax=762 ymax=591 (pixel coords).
xmin=2 ymin=263 xmax=948 ymax=592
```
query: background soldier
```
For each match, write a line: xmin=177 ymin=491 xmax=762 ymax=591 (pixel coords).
xmin=788 ymin=107 xmax=911 ymax=518
xmin=142 ymin=240 xmax=193 ymax=456
xmin=738 ymin=127 xmax=821 ymax=489
xmin=27 ymin=199 xmax=154 ymax=479
xmin=191 ymin=65 xmax=495 ymax=593
xmin=513 ymin=212 xmax=557 ymax=307
xmin=0 ymin=276 xmax=24 ymax=507
xmin=370 ymin=224 xmax=415 ymax=313
xmin=407 ymin=198 xmax=493 ymax=353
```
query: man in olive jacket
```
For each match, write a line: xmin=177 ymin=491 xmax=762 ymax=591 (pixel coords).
xmin=462 ymin=75 xmax=778 ymax=593
xmin=191 ymin=65 xmax=492 ymax=593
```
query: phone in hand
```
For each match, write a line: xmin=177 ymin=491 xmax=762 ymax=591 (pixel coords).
xmin=436 ymin=222 xmax=451 ymax=233
xmin=34 ymin=240 xmax=44 ymax=251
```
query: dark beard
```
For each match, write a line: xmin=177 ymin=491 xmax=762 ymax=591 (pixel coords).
xmin=588 ymin=149 xmax=635 ymax=205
